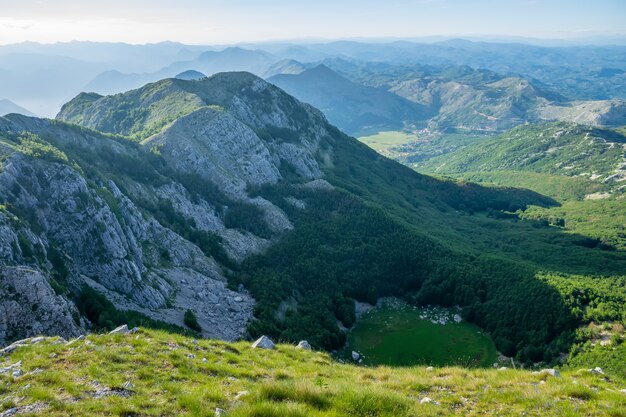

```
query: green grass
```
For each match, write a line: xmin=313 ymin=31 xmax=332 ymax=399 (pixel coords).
xmin=342 ymin=306 xmax=497 ymax=367
xmin=1 ymin=329 xmax=625 ymax=417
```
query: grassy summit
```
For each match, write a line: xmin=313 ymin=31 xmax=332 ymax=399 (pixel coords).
xmin=1 ymin=329 xmax=625 ymax=417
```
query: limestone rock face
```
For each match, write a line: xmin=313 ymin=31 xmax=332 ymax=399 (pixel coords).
xmin=146 ymin=108 xmax=283 ymax=197
xmin=0 ymin=267 xmax=81 ymax=346
xmin=0 ymin=72 xmax=336 ymax=346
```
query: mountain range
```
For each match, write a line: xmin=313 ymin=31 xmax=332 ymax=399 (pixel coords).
xmin=0 ymin=72 xmax=622 ymax=379
xmin=2 ymin=39 xmax=626 ymax=119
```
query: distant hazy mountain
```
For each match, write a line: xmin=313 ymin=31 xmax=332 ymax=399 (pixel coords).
xmin=0 ymin=99 xmax=36 ymax=117
xmin=175 ymin=70 xmax=207 ymax=80
xmin=0 ymin=41 xmax=208 ymax=73
xmin=84 ymin=47 xmax=277 ymax=96
xmin=273 ymin=40 xmax=626 ymax=100
xmin=269 ymin=65 xmax=430 ymax=134
xmin=262 ymin=59 xmax=309 ymax=78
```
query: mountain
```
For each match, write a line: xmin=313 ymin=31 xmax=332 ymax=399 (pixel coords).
xmin=0 ymin=328 xmax=623 ymax=416
xmin=268 ymin=65 xmax=431 ymax=134
xmin=262 ymin=58 xmax=309 ymax=78
xmin=266 ymin=61 xmax=625 ymax=134
xmin=83 ymin=47 xmax=277 ymax=96
xmin=0 ymin=99 xmax=36 ymax=117
xmin=175 ymin=70 xmax=207 ymax=80
xmin=1 ymin=73 xmax=624 ymax=370
xmin=417 ymin=122 xmax=626 ymax=185
xmin=284 ymin=40 xmax=626 ymax=100
xmin=0 ymin=53 xmax=105 ymax=116
xmin=403 ymin=122 xmax=626 ymax=251
xmin=0 ymin=41 xmax=208 ymax=73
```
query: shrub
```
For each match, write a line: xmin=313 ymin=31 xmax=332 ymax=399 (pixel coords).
xmin=184 ymin=309 xmax=202 ymax=332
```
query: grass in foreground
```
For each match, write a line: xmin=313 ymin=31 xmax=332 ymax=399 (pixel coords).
xmin=1 ymin=329 xmax=625 ymax=417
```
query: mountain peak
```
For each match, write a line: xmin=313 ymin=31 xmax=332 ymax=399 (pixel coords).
xmin=175 ymin=70 xmax=207 ymax=81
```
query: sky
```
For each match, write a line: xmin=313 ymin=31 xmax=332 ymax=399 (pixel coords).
xmin=0 ymin=0 xmax=625 ymax=45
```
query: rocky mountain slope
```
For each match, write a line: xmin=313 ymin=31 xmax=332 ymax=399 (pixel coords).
xmin=1 ymin=73 xmax=624 ymax=370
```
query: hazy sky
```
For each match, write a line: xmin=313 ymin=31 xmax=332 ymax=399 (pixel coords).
xmin=0 ymin=0 xmax=625 ymax=45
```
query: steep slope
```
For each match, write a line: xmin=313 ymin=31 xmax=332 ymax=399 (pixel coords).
xmin=0 ymin=115 xmax=260 ymax=344
xmin=5 ymin=73 xmax=622 ymax=366
xmin=268 ymin=65 xmax=431 ymax=135
xmin=0 ymin=329 xmax=624 ymax=416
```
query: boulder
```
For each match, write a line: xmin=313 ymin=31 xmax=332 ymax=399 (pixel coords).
xmin=296 ymin=340 xmax=312 ymax=350
xmin=108 ymin=325 xmax=129 ymax=335
xmin=251 ymin=336 xmax=275 ymax=350
xmin=351 ymin=351 xmax=360 ymax=361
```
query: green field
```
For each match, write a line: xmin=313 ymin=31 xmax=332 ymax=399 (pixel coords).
xmin=357 ymin=130 xmax=418 ymax=152
xmin=343 ymin=306 xmax=498 ymax=367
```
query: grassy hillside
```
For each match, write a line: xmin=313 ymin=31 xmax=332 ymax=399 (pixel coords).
xmin=1 ymin=329 xmax=625 ymax=417
xmin=418 ymin=123 xmax=626 ymax=184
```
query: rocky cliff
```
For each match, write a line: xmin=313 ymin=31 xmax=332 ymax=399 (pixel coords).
xmin=0 ymin=73 xmax=334 ymax=345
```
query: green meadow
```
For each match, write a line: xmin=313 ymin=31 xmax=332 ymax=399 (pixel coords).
xmin=357 ymin=130 xmax=418 ymax=152
xmin=343 ymin=307 xmax=498 ymax=367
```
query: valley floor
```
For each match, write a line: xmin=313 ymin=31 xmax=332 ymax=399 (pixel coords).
xmin=1 ymin=329 xmax=625 ymax=417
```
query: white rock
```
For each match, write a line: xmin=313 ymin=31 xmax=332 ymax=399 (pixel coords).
xmin=215 ymin=408 xmax=225 ymax=417
xmin=296 ymin=340 xmax=311 ymax=350
xmin=589 ymin=367 xmax=604 ymax=375
xmin=541 ymin=369 xmax=561 ymax=377
xmin=420 ymin=397 xmax=438 ymax=405
xmin=234 ymin=390 xmax=249 ymax=400
xmin=0 ymin=361 xmax=22 ymax=374
xmin=108 ymin=325 xmax=129 ymax=335
xmin=234 ymin=296 xmax=243 ymax=302
xmin=12 ymin=369 xmax=23 ymax=377
xmin=426 ymin=366 xmax=434 ymax=371
xmin=351 ymin=351 xmax=360 ymax=361
xmin=498 ymin=367 xmax=508 ymax=371
xmin=251 ymin=336 xmax=275 ymax=350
